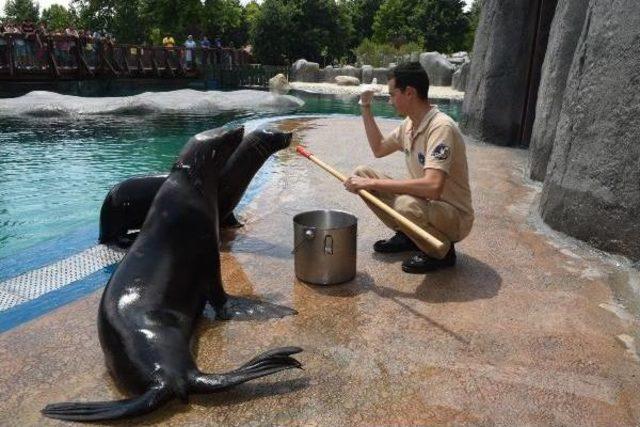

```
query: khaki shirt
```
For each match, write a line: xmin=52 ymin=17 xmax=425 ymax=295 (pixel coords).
xmin=381 ymin=107 xmax=474 ymax=237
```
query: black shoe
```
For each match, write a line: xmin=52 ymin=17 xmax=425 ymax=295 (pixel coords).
xmin=373 ymin=231 xmax=419 ymax=253
xmin=401 ymin=244 xmax=456 ymax=274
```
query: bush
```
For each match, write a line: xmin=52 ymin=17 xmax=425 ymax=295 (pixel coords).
xmin=353 ymin=38 xmax=422 ymax=67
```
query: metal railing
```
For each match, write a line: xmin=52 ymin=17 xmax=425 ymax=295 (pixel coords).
xmin=0 ymin=34 xmax=275 ymax=87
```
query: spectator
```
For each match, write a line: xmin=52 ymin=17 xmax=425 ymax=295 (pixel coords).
xmin=214 ymin=36 xmax=222 ymax=48
xmin=200 ymin=36 xmax=211 ymax=67
xmin=22 ymin=19 xmax=35 ymax=34
xmin=184 ymin=34 xmax=196 ymax=69
xmin=163 ymin=34 xmax=175 ymax=48
xmin=0 ymin=25 xmax=7 ymax=66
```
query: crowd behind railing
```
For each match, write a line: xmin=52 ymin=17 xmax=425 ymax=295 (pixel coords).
xmin=0 ymin=19 xmax=253 ymax=77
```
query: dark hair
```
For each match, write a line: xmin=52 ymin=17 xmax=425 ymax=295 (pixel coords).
xmin=387 ymin=62 xmax=430 ymax=100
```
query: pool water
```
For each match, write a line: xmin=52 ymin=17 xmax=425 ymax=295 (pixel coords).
xmin=0 ymin=89 xmax=461 ymax=260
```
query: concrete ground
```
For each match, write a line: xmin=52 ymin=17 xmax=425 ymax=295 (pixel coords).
xmin=289 ymin=82 xmax=466 ymax=101
xmin=0 ymin=117 xmax=639 ymax=426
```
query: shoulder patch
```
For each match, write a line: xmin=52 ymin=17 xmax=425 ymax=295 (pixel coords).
xmin=431 ymin=142 xmax=450 ymax=161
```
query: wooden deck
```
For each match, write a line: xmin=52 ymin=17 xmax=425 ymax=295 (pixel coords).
xmin=0 ymin=34 xmax=287 ymax=88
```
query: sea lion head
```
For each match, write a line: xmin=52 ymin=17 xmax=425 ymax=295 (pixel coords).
xmin=244 ymin=128 xmax=293 ymax=159
xmin=174 ymin=125 xmax=244 ymax=193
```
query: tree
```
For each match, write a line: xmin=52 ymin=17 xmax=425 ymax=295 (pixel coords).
xmin=372 ymin=0 xmax=469 ymax=53
xmin=349 ymin=0 xmax=385 ymax=41
xmin=41 ymin=4 xmax=77 ymax=31
xmin=4 ymin=0 xmax=39 ymax=22
xmin=464 ymin=0 xmax=483 ymax=51
xmin=416 ymin=0 xmax=469 ymax=52
xmin=243 ymin=1 xmax=261 ymax=44
xmin=251 ymin=0 xmax=299 ymax=64
xmin=372 ymin=0 xmax=423 ymax=47
xmin=202 ymin=0 xmax=245 ymax=44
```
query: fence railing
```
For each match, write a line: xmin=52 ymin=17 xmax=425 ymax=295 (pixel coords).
xmin=0 ymin=34 xmax=280 ymax=87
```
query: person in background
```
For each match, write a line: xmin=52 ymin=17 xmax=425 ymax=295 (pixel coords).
xmin=200 ymin=35 xmax=210 ymax=66
xmin=21 ymin=19 xmax=35 ymax=35
xmin=213 ymin=36 xmax=222 ymax=64
xmin=184 ymin=34 xmax=196 ymax=69
xmin=162 ymin=34 xmax=175 ymax=48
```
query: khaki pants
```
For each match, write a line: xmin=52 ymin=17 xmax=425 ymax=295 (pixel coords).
xmin=354 ymin=165 xmax=463 ymax=259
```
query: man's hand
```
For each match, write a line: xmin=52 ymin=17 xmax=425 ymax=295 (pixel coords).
xmin=344 ymin=175 xmax=373 ymax=193
xmin=359 ymin=89 xmax=375 ymax=107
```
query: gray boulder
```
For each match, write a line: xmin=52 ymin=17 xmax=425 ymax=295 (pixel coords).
xmin=419 ymin=52 xmax=456 ymax=86
xmin=527 ymin=0 xmax=589 ymax=181
xmin=321 ymin=65 xmax=362 ymax=83
xmin=372 ymin=68 xmax=389 ymax=84
xmin=362 ymin=65 xmax=374 ymax=84
xmin=291 ymin=59 xmax=320 ymax=82
xmin=452 ymin=61 xmax=470 ymax=92
xmin=540 ymin=0 xmax=640 ymax=260
xmin=340 ymin=65 xmax=362 ymax=80
xmin=334 ymin=75 xmax=360 ymax=86
xmin=321 ymin=65 xmax=340 ymax=83
xmin=460 ymin=0 xmax=541 ymax=145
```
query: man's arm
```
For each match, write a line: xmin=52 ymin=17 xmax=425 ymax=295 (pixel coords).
xmin=360 ymin=93 xmax=398 ymax=158
xmin=345 ymin=168 xmax=447 ymax=201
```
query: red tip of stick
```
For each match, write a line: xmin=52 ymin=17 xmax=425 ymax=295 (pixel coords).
xmin=296 ymin=145 xmax=313 ymax=158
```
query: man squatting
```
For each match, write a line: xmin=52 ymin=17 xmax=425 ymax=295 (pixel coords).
xmin=344 ymin=62 xmax=474 ymax=274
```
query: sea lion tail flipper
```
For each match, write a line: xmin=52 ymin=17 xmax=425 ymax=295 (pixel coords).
xmin=220 ymin=212 xmax=244 ymax=229
xmin=189 ymin=346 xmax=303 ymax=393
xmin=41 ymin=385 xmax=171 ymax=421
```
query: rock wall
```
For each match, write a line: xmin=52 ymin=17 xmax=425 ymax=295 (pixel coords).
xmin=452 ymin=61 xmax=470 ymax=92
xmin=460 ymin=0 xmax=541 ymax=146
xmin=528 ymin=0 xmax=589 ymax=181
xmin=540 ymin=0 xmax=640 ymax=260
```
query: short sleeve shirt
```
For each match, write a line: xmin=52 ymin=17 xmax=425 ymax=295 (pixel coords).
xmin=381 ymin=107 xmax=474 ymax=235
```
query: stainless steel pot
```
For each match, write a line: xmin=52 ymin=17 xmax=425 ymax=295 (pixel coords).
xmin=293 ymin=210 xmax=357 ymax=285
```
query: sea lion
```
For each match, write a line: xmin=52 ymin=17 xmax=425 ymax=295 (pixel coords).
xmin=99 ymin=128 xmax=293 ymax=249
xmin=42 ymin=126 xmax=302 ymax=421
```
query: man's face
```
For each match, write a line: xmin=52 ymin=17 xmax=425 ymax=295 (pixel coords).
xmin=388 ymin=78 xmax=410 ymax=116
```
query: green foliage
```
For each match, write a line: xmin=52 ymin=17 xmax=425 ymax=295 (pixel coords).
xmin=4 ymin=0 xmax=39 ymax=22
xmin=148 ymin=27 xmax=162 ymax=46
xmin=17 ymin=0 xmax=477 ymax=64
xmin=251 ymin=0 xmax=354 ymax=65
xmin=464 ymin=0 xmax=483 ymax=51
xmin=349 ymin=0 xmax=385 ymax=41
xmin=372 ymin=0 xmax=469 ymax=53
xmin=416 ymin=0 xmax=469 ymax=52
xmin=202 ymin=0 xmax=245 ymax=44
xmin=250 ymin=0 xmax=298 ymax=64
xmin=41 ymin=4 xmax=77 ymax=31
xmin=372 ymin=0 xmax=423 ymax=47
xmin=353 ymin=38 xmax=421 ymax=67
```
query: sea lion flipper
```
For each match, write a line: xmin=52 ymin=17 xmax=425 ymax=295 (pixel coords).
xmin=42 ymin=386 xmax=171 ymax=421
xmin=214 ymin=295 xmax=298 ymax=321
xmin=189 ymin=347 xmax=303 ymax=393
xmin=220 ymin=212 xmax=244 ymax=229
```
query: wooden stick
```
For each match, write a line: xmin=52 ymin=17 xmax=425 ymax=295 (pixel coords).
xmin=296 ymin=146 xmax=446 ymax=255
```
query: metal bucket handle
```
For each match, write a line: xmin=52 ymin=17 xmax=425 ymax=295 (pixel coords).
xmin=291 ymin=226 xmax=316 ymax=254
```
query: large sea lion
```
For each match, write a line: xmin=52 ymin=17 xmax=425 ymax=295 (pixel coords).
xmin=99 ymin=128 xmax=293 ymax=249
xmin=42 ymin=126 xmax=302 ymax=421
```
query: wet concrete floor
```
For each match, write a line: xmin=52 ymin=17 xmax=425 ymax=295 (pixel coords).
xmin=0 ymin=117 xmax=639 ymax=426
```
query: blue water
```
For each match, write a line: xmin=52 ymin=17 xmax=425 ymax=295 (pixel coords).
xmin=0 ymin=89 xmax=461 ymax=260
